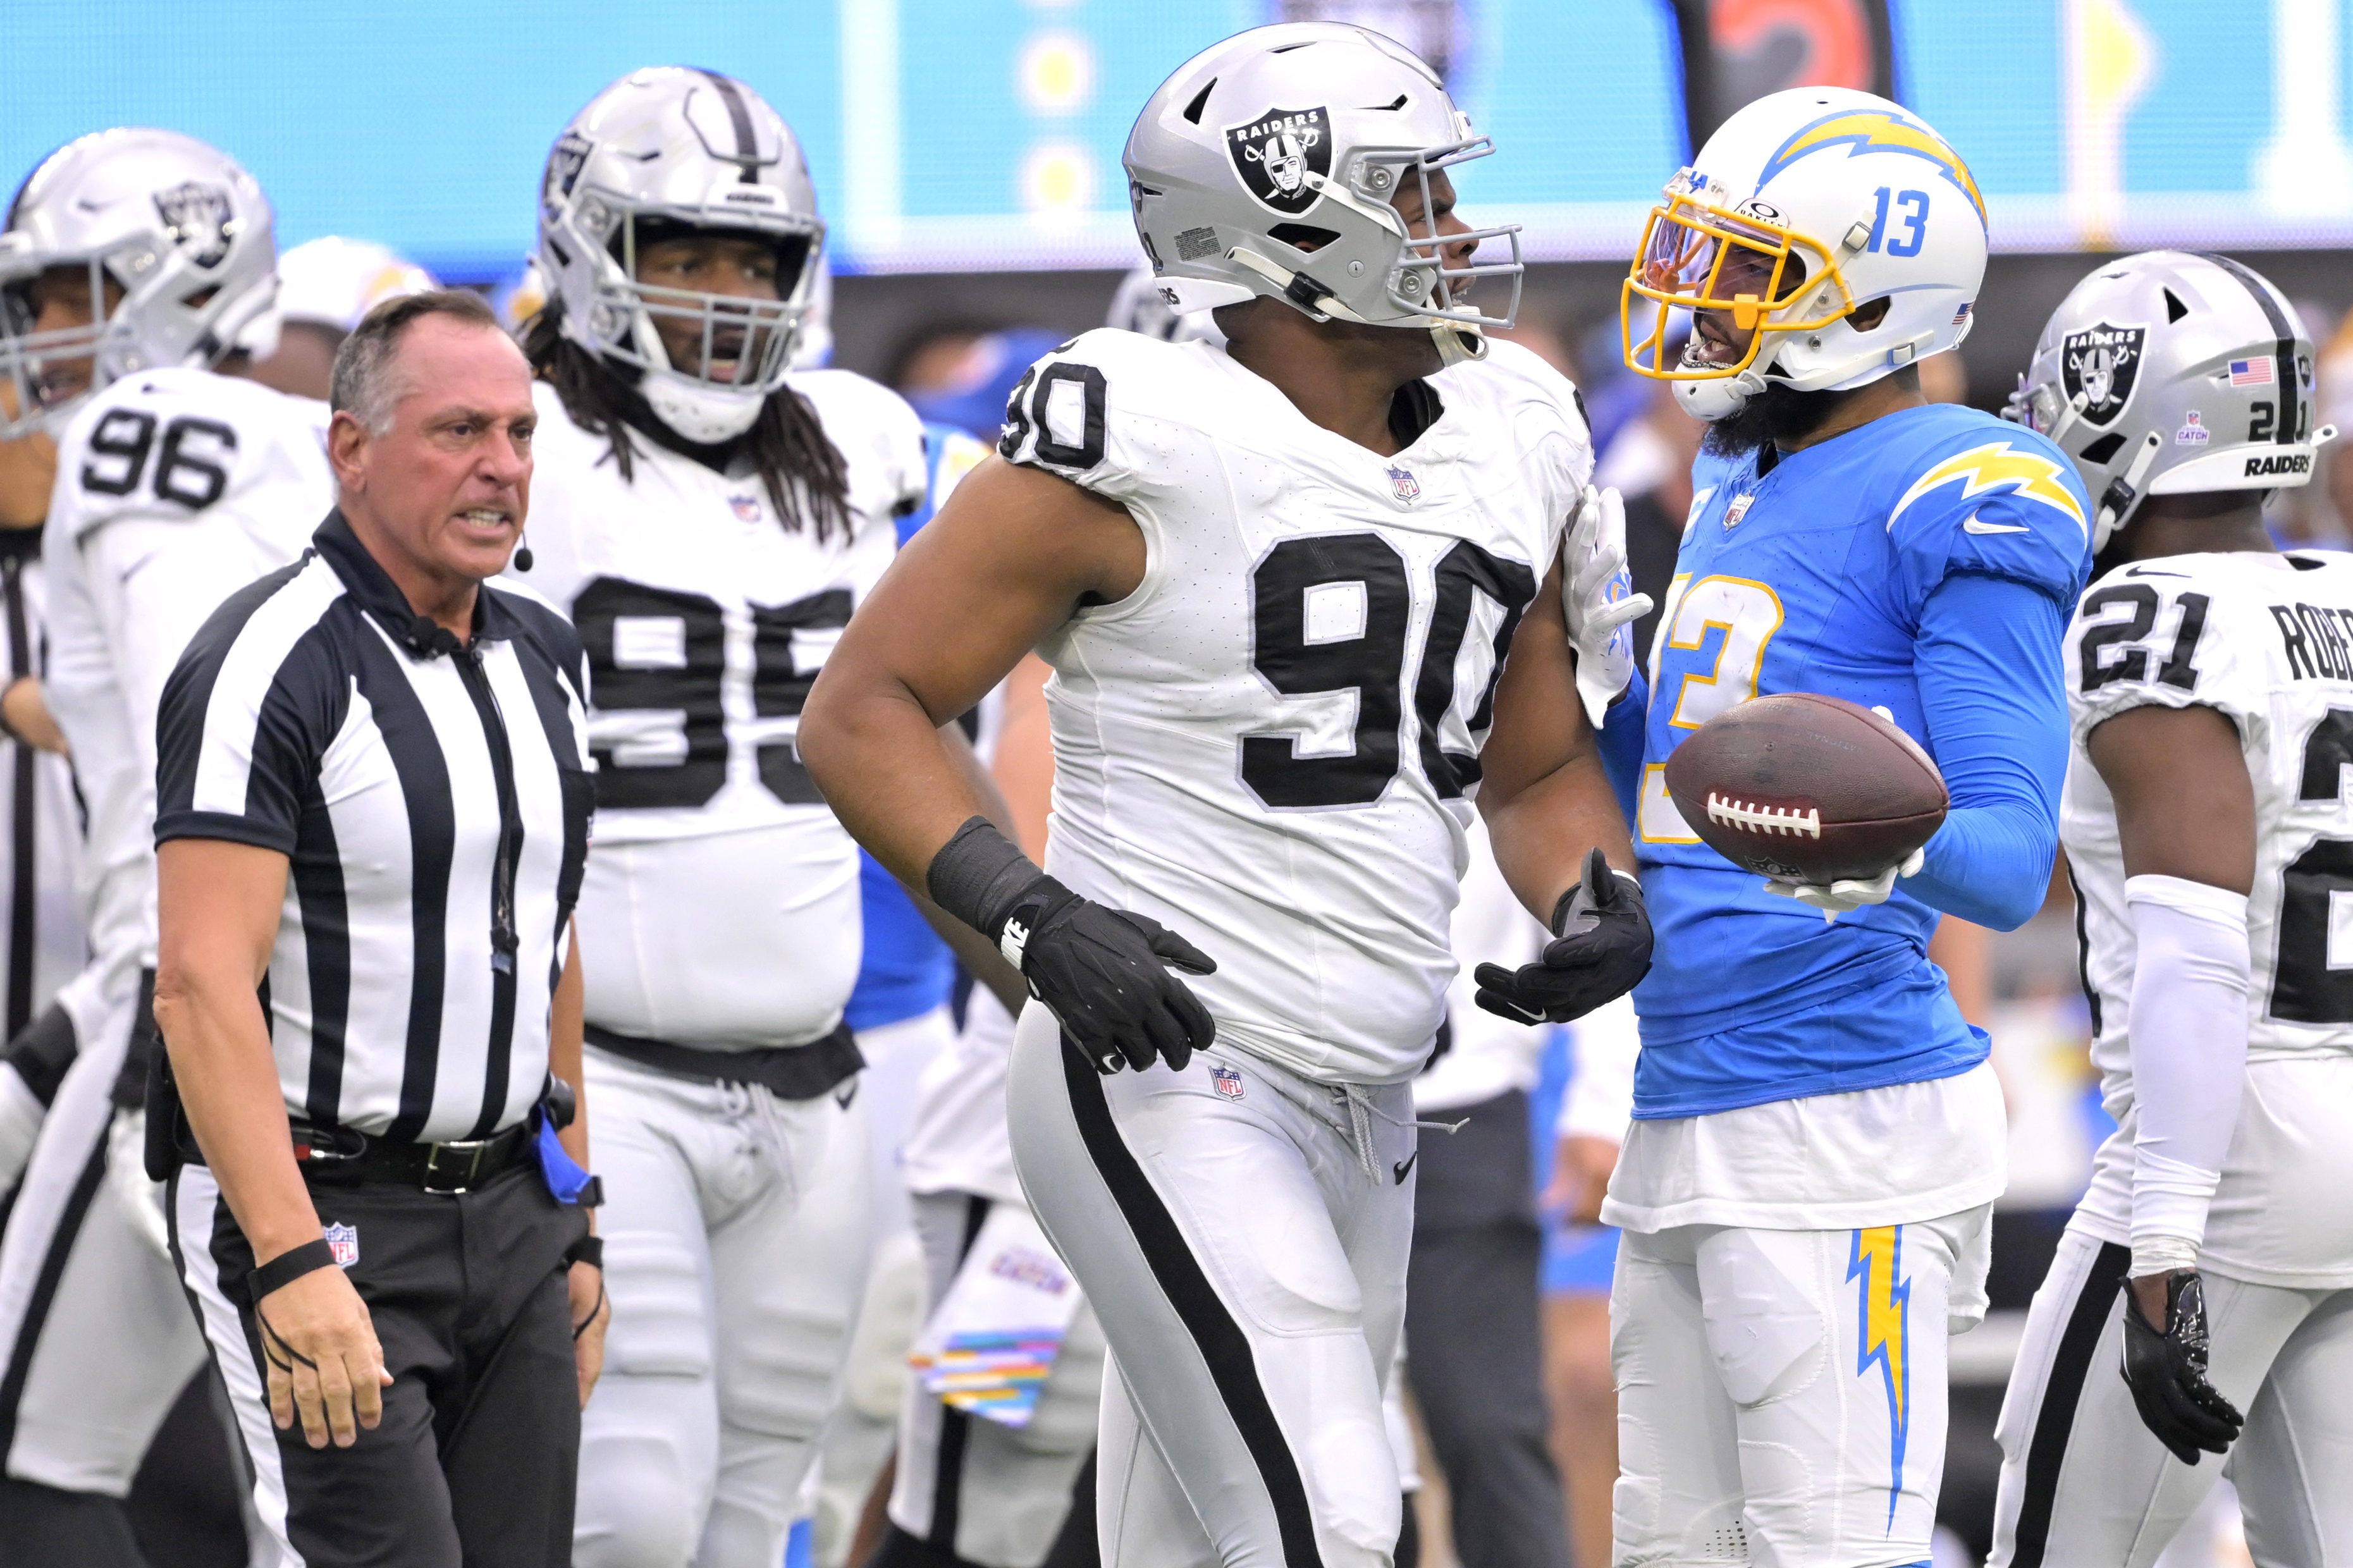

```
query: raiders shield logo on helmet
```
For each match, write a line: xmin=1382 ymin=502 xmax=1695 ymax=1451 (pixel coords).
xmin=151 ymin=182 xmax=233 ymax=269
xmin=2061 ymin=322 xmax=2146 ymax=428
xmin=544 ymin=131 xmax=594 ymax=221
xmin=1226 ymin=107 xmax=1332 ymax=216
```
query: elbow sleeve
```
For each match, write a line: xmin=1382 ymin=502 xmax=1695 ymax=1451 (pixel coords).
xmin=2123 ymin=873 xmax=2251 ymax=1272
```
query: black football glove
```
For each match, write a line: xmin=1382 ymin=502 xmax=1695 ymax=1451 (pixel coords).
xmin=2120 ymin=1270 xmax=2244 ymax=1465
xmin=928 ymin=818 xmax=1216 ymax=1074
xmin=1473 ymin=848 xmax=1654 ymax=1026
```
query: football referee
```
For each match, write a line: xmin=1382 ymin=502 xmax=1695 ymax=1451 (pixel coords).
xmin=149 ymin=290 xmax=601 ymax=1567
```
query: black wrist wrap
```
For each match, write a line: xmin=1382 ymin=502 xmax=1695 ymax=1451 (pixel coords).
xmin=927 ymin=817 xmax=1052 ymax=942
xmin=565 ymin=1234 xmax=605 ymax=1270
xmin=247 ymin=1237 xmax=337 ymax=1304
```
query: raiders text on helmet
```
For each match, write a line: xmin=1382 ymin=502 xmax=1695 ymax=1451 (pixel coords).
xmin=1122 ymin=23 xmax=1522 ymax=367
xmin=1621 ymin=88 xmax=1987 ymax=420
xmin=0 ymin=128 xmax=279 ymax=438
xmin=539 ymin=66 xmax=826 ymax=444
xmin=2007 ymin=250 xmax=2336 ymax=550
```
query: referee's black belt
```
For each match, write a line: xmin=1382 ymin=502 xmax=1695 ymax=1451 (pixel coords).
xmin=288 ymin=1119 xmax=533 ymax=1194
xmin=584 ymin=1019 xmax=863 ymax=1101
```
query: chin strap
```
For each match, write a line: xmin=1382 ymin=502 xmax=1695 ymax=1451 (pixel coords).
xmin=2096 ymin=430 xmax=2167 ymax=548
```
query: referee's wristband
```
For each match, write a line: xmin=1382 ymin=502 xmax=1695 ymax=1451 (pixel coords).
xmin=564 ymin=1234 xmax=604 ymax=1271
xmin=246 ymin=1238 xmax=337 ymax=1304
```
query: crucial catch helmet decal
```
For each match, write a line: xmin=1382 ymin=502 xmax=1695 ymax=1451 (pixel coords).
xmin=2061 ymin=321 xmax=2146 ymax=427
xmin=1226 ymin=107 xmax=1332 ymax=216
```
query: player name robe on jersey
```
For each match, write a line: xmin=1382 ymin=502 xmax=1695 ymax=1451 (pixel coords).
xmin=2064 ymin=549 xmax=2353 ymax=1288
xmin=1627 ymin=404 xmax=2092 ymax=1116
xmin=43 ymin=368 xmax=332 ymax=984
xmin=519 ymin=374 xmax=925 ymax=1050
xmin=998 ymin=329 xmax=1591 ymax=1085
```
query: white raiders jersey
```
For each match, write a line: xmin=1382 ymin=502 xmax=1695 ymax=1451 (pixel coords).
xmin=1000 ymin=330 xmax=1590 ymax=1084
xmin=2064 ymin=549 xmax=2353 ymax=1286
xmin=519 ymin=373 xmax=925 ymax=1048
xmin=0 ymin=534 xmax=87 ymax=1034
xmin=44 ymin=369 xmax=331 ymax=988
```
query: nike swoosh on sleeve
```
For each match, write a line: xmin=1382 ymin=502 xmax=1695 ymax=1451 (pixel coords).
xmin=1960 ymin=515 xmax=2030 ymax=535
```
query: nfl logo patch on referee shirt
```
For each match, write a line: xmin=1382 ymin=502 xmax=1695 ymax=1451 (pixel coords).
xmin=1209 ymin=1065 xmax=1244 ymax=1101
xmin=324 ymin=1223 xmax=359 ymax=1268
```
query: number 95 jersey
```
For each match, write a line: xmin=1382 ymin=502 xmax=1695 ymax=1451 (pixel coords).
xmin=520 ymin=372 xmax=925 ymax=1048
xmin=2064 ymin=549 xmax=2353 ymax=1284
xmin=999 ymin=329 xmax=1590 ymax=1086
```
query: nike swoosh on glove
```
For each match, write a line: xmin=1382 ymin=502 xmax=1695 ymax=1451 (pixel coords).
xmin=1762 ymin=847 xmax=1927 ymax=917
xmin=1563 ymin=486 xmax=1654 ymax=730
xmin=2120 ymin=1271 xmax=2244 ymax=1465
xmin=1473 ymin=847 xmax=1654 ymax=1026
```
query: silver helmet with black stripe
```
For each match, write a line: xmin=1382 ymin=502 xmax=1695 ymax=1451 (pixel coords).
xmin=1122 ymin=22 xmax=1522 ymax=367
xmin=0 ymin=128 xmax=279 ymax=438
xmin=538 ymin=66 xmax=825 ymax=443
xmin=2007 ymin=250 xmax=2334 ymax=551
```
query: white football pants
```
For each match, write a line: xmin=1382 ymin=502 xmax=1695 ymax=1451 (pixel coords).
xmin=1610 ymin=1206 xmax=1991 ymax=1568
xmin=888 ymin=1190 xmax=1105 ymax=1568
xmin=1989 ymin=1229 xmax=2353 ymax=1567
xmin=0 ymin=975 xmax=204 ymax=1496
xmin=573 ymin=1048 xmax=871 ymax=1568
xmin=1007 ymin=1004 xmax=1415 ymax=1568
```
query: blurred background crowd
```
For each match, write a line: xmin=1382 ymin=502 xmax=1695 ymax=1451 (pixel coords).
xmin=15 ymin=1 xmax=2353 ymax=1564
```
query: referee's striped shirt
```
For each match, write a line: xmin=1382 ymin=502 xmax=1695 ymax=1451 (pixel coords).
xmin=155 ymin=512 xmax=593 ymax=1144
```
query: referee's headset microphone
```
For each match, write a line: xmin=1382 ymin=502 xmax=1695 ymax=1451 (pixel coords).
xmin=514 ymin=530 xmax=534 ymax=572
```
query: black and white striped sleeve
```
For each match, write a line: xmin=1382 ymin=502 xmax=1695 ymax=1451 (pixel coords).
xmin=155 ymin=562 xmax=351 ymax=854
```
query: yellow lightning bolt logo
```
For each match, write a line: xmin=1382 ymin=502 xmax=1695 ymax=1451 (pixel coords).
xmin=1759 ymin=110 xmax=1986 ymax=229
xmin=1887 ymin=443 xmax=2087 ymax=541
xmin=1848 ymin=1226 xmax=1911 ymax=1529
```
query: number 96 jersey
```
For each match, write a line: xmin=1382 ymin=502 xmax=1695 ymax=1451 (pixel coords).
xmin=2064 ymin=549 xmax=2353 ymax=1286
xmin=520 ymin=373 xmax=925 ymax=1048
xmin=998 ymin=329 xmax=1590 ymax=1085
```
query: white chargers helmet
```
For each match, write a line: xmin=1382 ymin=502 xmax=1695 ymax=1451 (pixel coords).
xmin=2008 ymin=250 xmax=2335 ymax=552
xmin=0 ymin=128 xmax=279 ymax=437
xmin=274 ymin=236 xmax=437 ymax=334
xmin=538 ymin=66 xmax=825 ymax=443
xmin=1621 ymin=87 xmax=1987 ymax=421
xmin=1124 ymin=22 xmax=1522 ymax=367
xmin=1106 ymin=263 xmax=1226 ymax=347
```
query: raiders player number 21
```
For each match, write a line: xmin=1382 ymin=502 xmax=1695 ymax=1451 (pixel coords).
xmin=1993 ymin=251 xmax=2353 ymax=1564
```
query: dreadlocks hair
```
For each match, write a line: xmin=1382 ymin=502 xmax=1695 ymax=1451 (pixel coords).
xmin=523 ymin=297 xmax=854 ymax=544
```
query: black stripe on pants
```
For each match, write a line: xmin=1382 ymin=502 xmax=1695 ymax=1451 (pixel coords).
xmin=927 ymin=1194 xmax=994 ymax=1553
xmin=0 ymin=1138 xmax=108 ymax=1460
xmin=1058 ymin=1038 xmax=1324 ymax=1568
xmin=2009 ymin=1240 xmax=2130 ymax=1568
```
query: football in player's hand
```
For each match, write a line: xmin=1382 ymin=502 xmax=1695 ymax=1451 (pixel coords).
xmin=1664 ymin=694 xmax=1947 ymax=885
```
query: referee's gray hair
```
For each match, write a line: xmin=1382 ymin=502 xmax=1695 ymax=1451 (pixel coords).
xmin=330 ymin=289 xmax=508 ymax=436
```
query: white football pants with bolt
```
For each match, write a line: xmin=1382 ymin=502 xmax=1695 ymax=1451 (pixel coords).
xmin=888 ymin=1190 xmax=1106 ymax=1568
xmin=1989 ymin=1230 xmax=2353 ymax=1567
xmin=1610 ymin=1206 xmax=1990 ymax=1568
xmin=1007 ymin=1004 xmax=1415 ymax=1568
xmin=572 ymin=1048 xmax=870 ymax=1568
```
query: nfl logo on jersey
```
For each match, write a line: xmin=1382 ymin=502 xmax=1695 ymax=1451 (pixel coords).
xmin=1387 ymin=466 xmax=1420 ymax=502
xmin=1209 ymin=1065 xmax=1245 ymax=1101
xmin=324 ymin=1222 xmax=359 ymax=1268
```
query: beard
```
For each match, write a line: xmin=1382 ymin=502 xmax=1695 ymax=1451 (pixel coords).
xmin=1699 ymin=379 xmax=1852 ymax=459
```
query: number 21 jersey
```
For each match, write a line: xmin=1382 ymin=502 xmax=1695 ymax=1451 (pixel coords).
xmin=2064 ymin=549 xmax=2353 ymax=1286
xmin=520 ymin=373 xmax=926 ymax=1049
xmin=999 ymin=330 xmax=1590 ymax=1085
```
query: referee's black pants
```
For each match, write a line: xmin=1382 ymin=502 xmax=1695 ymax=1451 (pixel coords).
xmin=1404 ymin=1089 xmax=1573 ymax=1568
xmin=166 ymin=1159 xmax=587 ymax=1568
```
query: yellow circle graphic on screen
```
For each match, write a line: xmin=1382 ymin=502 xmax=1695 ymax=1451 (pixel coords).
xmin=1022 ymin=144 xmax=1094 ymax=213
xmin=1019 ymin=32 xmax=1094 ymax=114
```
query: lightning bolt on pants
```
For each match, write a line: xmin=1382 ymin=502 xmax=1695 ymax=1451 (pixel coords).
xmin=1609 ymin=1204 xmax=1991 ymax=1567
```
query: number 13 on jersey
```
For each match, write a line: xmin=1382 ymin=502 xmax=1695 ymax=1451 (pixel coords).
xmin=1638 ymin=573 xmax=1786 ymax=842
